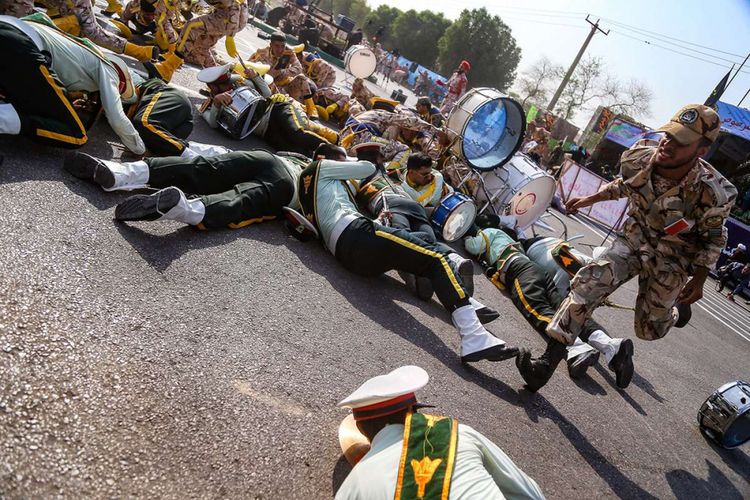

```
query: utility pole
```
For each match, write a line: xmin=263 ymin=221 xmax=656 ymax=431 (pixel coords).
xmin=739 ymin=87 xmax=749 ymax=107
xmin=547 ymin=15 xmax=609 ymax=113
xmin=726 ymin=51 xmax=750 ymax=90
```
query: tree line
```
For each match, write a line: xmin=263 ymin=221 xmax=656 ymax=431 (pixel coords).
xmin=328 ymin=0 xmax=521 ymax=92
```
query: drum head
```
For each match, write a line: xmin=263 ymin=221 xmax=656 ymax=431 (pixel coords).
xmin=455 ymin=92 xmax=525 ymax=171
xmin=345 ymin=46 xmax=376 ymax=79
xmin=442 ymin=201 xmax=476 ymax=242
xmin=509 ymin=176 xmax=556 ymax=229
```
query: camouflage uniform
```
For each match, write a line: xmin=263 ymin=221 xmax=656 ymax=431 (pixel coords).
xmin=547 ymin=143 xmax=737 ymax=344
xmin=249 ymin=44 xmax=312 ymax=98
xmin=350 ymin=78 xmax=375 ymax=110
xmin=315 ymin=86 xmax=348 ymax=108
xmin=121 ymin=0 xmax=179 ymax=46
xmin=300 ymin=52 xmax=335 ymax=88
xmin=340 ymin=109 xmax=431 ymax=155
xmin=52 ymin=0 xmax=128 ymax=52
xmin=180 ymin=0 xmax=247 ymax=68
xmin=0 ymin=0 xmax=34 ymax=17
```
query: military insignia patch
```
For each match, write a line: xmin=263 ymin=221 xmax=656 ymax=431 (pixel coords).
xmin=679 ymin=109 xmax=699 ymax=124
xmin=705 ymin=215 xmax=723 ymax=228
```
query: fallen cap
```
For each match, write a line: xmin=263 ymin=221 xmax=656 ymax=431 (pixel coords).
xmin=337 ymin=365 xmax=429 ymax=421
xmin=106 ymin=54 xmax=135 ymax=102
xmin=197 ymin=64 xmax=234 ymax=84
xmin=655 ymin=104 xmax=721 ymax=145
xmin=282 ymin=206 xmax=319 ymax=242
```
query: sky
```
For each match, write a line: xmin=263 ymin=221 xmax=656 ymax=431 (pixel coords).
xmin=366 ymin=0 xmax=750 ymax=129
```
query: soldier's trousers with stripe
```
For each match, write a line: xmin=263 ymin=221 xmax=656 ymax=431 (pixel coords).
xmin=263 ymin=101 xmax=333 ymax=156
xmin=0 ymin=22 xmax=87 ymax=147
xmin=547 ymin=235 xmax=687 ymax=344
xmin=335 ymin=217 xmax=470 ymax=311
xmin=145 ymin=151 xmax=294 ymax=229
xmin=131 ymin=81 xmax=193 ymax=157
xmin=500 ymin=255 xmax=597 ymax=342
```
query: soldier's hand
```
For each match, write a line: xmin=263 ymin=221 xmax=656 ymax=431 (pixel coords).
xmin=213 ymin=92 xmax=233 ymax=107
xmin=269 ymin=93 xmax=288 ymax=104
xmin=565 ymin=196 xmax=589 ymax=214
xmin=676 ymin=278 xmax=704 ymax=305
xmin=244 ymin=67 xmax=258 ymax=79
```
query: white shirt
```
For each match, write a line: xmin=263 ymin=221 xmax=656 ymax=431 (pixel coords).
xmin=0 ymin=17 xmax=145 ymax=154
xmin=336 ymin=423 xmax=545 ymax=500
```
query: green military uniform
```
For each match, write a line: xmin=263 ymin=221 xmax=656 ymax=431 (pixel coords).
xmin=128 ymin=78 xmax=193 ymax=157
xmin=548 ymin=141 xmax=737 ymax=344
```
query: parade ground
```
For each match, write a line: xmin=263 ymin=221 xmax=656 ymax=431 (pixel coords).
xmin=1 ymin=21 xmax=749 ymax=500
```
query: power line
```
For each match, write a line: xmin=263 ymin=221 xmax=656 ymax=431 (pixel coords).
xmin=494 ymin=15 xmax=587 ymax=30
xmin=598 ymin=16 xmax=746 ymax=59
xmin=611 ymin=31 xmax=750 ymax=75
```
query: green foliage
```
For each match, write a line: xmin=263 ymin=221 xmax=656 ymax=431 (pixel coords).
xmin=437 ymin=8 xmax=521 ymax=90
xmin=362 ymin=5 xmax=401 ymax=49
xmin=391 ymin=10 xmax=451 ymax=68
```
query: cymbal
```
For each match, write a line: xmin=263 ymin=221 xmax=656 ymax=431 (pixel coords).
xmin=338 ymin=414 xmax=371 ymax=466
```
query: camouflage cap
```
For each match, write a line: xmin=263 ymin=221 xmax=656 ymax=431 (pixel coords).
xmin=656 ymin=104 xmax=721 ymax=145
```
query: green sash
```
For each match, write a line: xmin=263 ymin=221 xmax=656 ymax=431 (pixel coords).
xmin=551 ymin=241 xmax=584 ymax=278
xmin=394 ymin=413 xmax=458 ymax=500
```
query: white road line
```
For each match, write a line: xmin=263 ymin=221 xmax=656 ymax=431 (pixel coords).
xmin=698 ymin=298 xmax=749 ymax=333
xmin=694 ymin=301 xmax=750 ymax=342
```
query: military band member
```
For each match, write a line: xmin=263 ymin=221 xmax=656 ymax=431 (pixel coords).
xmin=178 ymin=0 xmax=247 ymax=68
xmin=340 ymin=109 xmax=432 ymax=156
xmin=519 ymin=105 xmax=737 ymax=392
xmin=120 ymin=0 xmax=179 ymax=51
xmin=125 ymin=76 xmax=194 ymax=157
xmin=197 ymin=63 xmax=337 ymax=155
xmin=63 ymin=148 xmax=324 ymax=229
xmin=349 ymin=77 xmax=375 ymax=114
xmin=415 ymin=96 xmax=444 ymax=128
xmin=249 ymin=31 xmax=318 ymax=118
xmin=295 ymin=145 xmax=517 ymax=364
xmin=313 ymin=86 xmax=351 ymax=122
xmin=464 ymin=224 xmax=634 ymax=386
xmin=439 ymin=60 xmax=469 ymax=115
xmin=46 ymin=0 xmax=157 ymax=61
xmin=0 ymin=14 xmax=145 ymax=154
xmin=400 ymin=152 xmax=452 ymax=210
xmin=299 ymin=51 xmax=336 ymax=88
xmin=335 ymin=365 xmax=545 ymax=499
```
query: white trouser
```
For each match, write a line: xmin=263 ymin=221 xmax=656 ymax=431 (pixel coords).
xmin=585 ymin=330 xmax=623 ymax=364
xmin=452 ymin=304 xmax=504 ymax=356
xmin=180 ymin=141 xmax=232 ymax=158
xmin=156 ymin=188 xmax=206 ymax=225
xmin=102 ymin=160 xmax=150 ymax=191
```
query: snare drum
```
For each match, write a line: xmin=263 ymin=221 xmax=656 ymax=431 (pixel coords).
xmin=698 ymin=380 xmax=750 ymax=448
xmin=431 ymin=192 xmax=476 ymax=242
xmin=445 ymin=88 xmax=526 ymax=171
xmin=344 ymin=45 xmax=377 ymax=79
xmin=474 ymin=153 xmax=555 ymax=229
xmin=217 ymin=87 xmax=263 ymax=140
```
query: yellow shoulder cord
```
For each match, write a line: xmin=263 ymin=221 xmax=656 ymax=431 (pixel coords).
xmin=177 ymin=20 xmax=204 ymax=52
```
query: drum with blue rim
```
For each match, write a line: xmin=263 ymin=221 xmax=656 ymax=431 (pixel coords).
xmin=430 ymin=192 xmax=476 ymax=242
xmin=698 ymin=380 xmax=750 ymax=448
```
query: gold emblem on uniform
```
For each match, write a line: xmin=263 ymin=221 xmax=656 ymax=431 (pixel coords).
xmin=303 ymin=174 xmax=312 ymax=194
xmin=410 ymin=456 xmax=443 ymax=498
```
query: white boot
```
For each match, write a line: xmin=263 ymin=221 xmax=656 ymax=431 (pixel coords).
xmin=452 ymin=304 xmax=503 ymax=357
xmin=586 ymin=329 xmax=623 ymax=364
xmin=0 ymin=103 xmax=21 ymax=135
xmin=566 ymin=337 xmax=597 ymax=361
xmin=101 ymin=160 xmax=150 ymax=191
xmin=181 ymin=141 xmax=232 ymax=158
xmin=158 ymin=188 xmax=205 ymax=225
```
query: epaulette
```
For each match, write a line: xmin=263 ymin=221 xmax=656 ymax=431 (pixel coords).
xmin=697 ymin=162 xmax=735 ymax=206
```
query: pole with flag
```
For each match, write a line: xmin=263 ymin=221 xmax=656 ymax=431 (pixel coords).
xmin=705 ymin=65 xmax=734 ymax=107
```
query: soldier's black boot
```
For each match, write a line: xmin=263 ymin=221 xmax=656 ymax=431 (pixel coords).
xmin=516 ymin=340 xmax=567 ymax=392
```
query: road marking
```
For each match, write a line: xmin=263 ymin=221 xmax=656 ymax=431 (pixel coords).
xmin=694 ymin=302 xmax=750 ymax=342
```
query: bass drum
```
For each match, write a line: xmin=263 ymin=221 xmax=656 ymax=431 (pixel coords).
xmin=698 ymin=380 xmax=750 ymax=449
xmin=217 ymin=87 xmax=263 ymax=140
xmin=445 ymin=88 xmax=525 ymax=172
xmin=474 ymin=153 xmax=555 ymax=229
xmin=344 ymin=45 xmax=377 ymax=79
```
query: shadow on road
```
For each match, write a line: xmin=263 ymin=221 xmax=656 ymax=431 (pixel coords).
xmin=523 ymin=392 xmax=660 ymax=499
xmin=666 ymin=460 xmax=746 ymax=500
xmin=282 ymin=236 xmax=526 ymax=409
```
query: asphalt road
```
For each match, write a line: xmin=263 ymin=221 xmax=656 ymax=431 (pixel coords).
xmin=1 ymin=14 xmax=749 ymax=500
